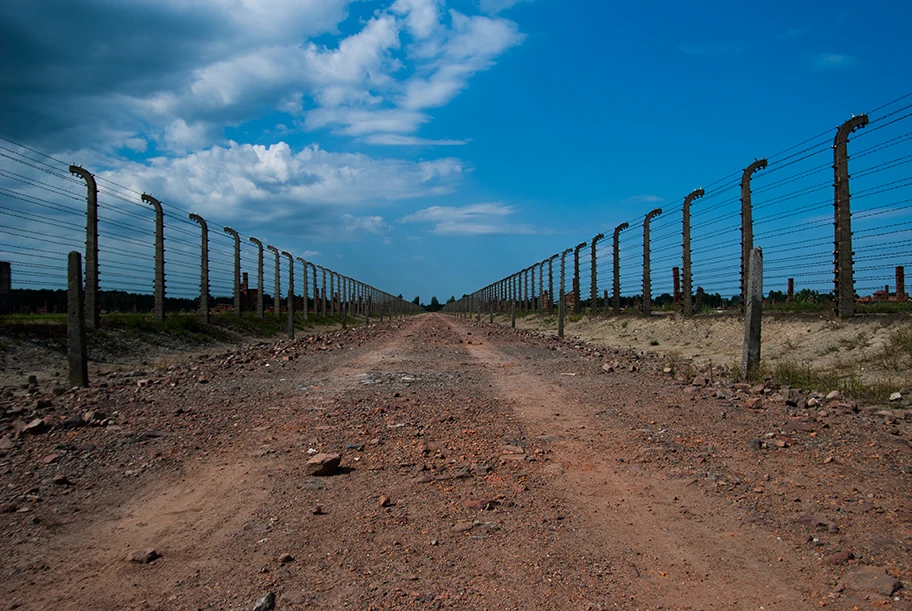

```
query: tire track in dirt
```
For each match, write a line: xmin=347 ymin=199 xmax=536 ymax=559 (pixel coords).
xmin=444 ymin=315 xmax=818 ymax=609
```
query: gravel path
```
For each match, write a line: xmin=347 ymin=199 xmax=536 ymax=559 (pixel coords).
xmin=1 ymin=314 xmax=910 ymax=610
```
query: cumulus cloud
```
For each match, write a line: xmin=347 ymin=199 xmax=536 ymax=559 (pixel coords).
xmin=479 ymin=0 xmax=532 ymax=15
xmin=399 ymin=202 xmax=537 ymax=235
xmin=342 ymin=213 xmax=390 ymax=233
xmin=0 ymin=0 xmax=525 ymax=151
xmin=91 ymin=141 xmax=466 ymax=229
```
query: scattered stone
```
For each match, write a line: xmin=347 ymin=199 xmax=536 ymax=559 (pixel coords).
xmin=838 ymin=566 xmax=901 ymax=596
xmin=745 ymin=397 xmax=763 ymax=410
xmin=750 ymin=384 xmax=766 ymax=395
xmin=500 ymin=445 xmax=525 ymax=455
xmin=197 ymin=376 xmax=209 ymax=384
xmin=464 ymin=498 xmax=497 ymax=510
xmin=36 ymin=399 xmax=53 ymax=409
xmin=278 ymin=553 xmax=295 ymax=564
xmin=452 ymin=521 xmax=474 ymax=532
xmin=311 ymin=505 xmax=325 ymax=515
xmin=746 ymin=438 xmax=763 ymax=451
xmin=807 ymin=397 xmax=821 ymax=408
xmin=379 ymin=495 xmax=393 ymax=507
xmin=41 ymin=453 xmax=60 ymax=464
xmin=23 ymin=417 xmax=51 ymax=435
xmin=825 ymin=550 xmax=855 ymax=565
xmin=889 ymin=391 xmax=903 ymax=402
xmin=0 ymin=436 xmax=13 ymax=451
xmin=83 ymin=410 xmax=105 ymax=424
xmin=52 ymin=475 xmax=74 ymax=486
xmin=127 ymin=549 xmax=161 ymax=564
xmin=304 ymin=453 xmax=341 ymax=476
xmin=796 ymin=514 xmax=839 ymax=534
xmin=61 ymin=415 xmax=86 ymax=429
xmin=691 ymin=377 xmax=708 ymax=387
xmin=344 ymin=442 xmax=364 ymax=451
xmin=250 ymin=591 xmax=276 ymax=611
xmin=826 ymin=390 xmax=842 ymax=401
xmin=782 ymin=420 xmax=815 ymax=434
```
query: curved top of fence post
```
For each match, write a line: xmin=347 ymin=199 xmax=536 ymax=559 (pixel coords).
xmin=189 ymin=213 xmax=208 ymax=230
xmin=613 ymin=221 xmax=629 ymax=237
xmin=644 ymin=208 xmax=663 ymax=223
xmin=141 ymin=193 xmax=162 ymax=213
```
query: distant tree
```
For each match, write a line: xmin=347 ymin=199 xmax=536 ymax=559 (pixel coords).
xmin=397 ymin=293 xmax=403 ymax=299
xmin=412 ymin=296 xmax=420 ymax=305
xmin=446 ymin=296 xmax=455 ymax=304
xmin=427 ymin=296 xmax=442 ymax=312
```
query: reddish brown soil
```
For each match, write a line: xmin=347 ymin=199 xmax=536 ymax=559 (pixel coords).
xmin=1 ymin=314 xmax=910 ymax=610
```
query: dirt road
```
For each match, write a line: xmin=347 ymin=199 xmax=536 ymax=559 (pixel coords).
xmin=1 ymin=314 xmax=910 ymax=610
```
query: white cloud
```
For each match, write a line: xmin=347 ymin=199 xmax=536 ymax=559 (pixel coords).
xmin=363 ymin=134 xmax=467 ymax=145
xmin=301 ymin=249 xmax=321 ymax=258
xmin=342 ymin=213 xmax=390 ymax=233
xmin=94 ymin=141 xmax=467 ymax=222
xmin=479 ymin=0 xmax=531 ymax=15
xmin=399 ymin=202 xmax=536 ymax=235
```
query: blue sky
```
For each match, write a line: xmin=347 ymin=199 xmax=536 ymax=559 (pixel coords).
xmin=2 ymin=0 xmax=910 ymax=303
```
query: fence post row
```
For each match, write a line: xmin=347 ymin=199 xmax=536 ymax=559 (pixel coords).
xmin=590 ymin=233 xmax=604 ymax=315
xmin=296 ymin=257 xmax=309 ymax=320
xmin=573 ymin=241 xmax=586 ymax=314
xmin=188 ymin=213 xmax=210 ymax=324
xmin=224 ymin=227 xmax=242 ymax=315
xmin=834 ymin=114 xmax=869 ymax=319
xmin=642 ymin=208 xmax=662 ymax=315
xmin=740 ymin=159 xmax=767 ymax=310
xmin=282 ymin=251 xmax=294 ymax=338
xmin=558 ymin=247 xmax=572 ymax=337
xmin=142 ymin=193 xmax=166 ymax=321
xmin=681 ymin=188 xmax=705 ymax=318
xmin=266 ymin=245 xmax=280 ymax=317
xmin=612 ymin=222 xmax=628 ymax=315
xmin=69 ymin=165 xmax=99 ymax=330
xmin=248 ymin=237 xmax=265 ymax=318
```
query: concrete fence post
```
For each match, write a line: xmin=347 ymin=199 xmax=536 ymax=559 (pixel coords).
xmin=787 ymin=278 xmax=794 ymax=303
xmin=539 ymin=260 xmax=546 ymax=311
xmin=0 ymin=261 xmax=9 ymax=315
xmin=296 ymin=258 xmax=309 ymax=320
xmin=681 ymin=188 xmax=705 ymax=317
xmin=740 ymin=159 xmax=767 ymax=309
xmin=741 ymin=247 xmax=763 ymax=380
xmin=281 ymin=251 xmax=294 ymax=338
xmin=612 ymin=222 xmax=628 ymax=315
xmin=141 ymin=194 xmax=165 ymax=321
xmin=558 ymin=247 xmax=572 ymax=337
xmin=897 ymin=266 xmax=906 ymax=300
xmin=69 ymin=165 xmax=99 ymax=330
xmin=249 ymin=237 xmax=265 ymax=318
xmin=189 ymin=213 xmax=210 ymax=324
xmin=531 ymin=264 xmax=537 ymax=312
xmin=834 ymin=114 xmax=869 ymax=318
xmin=67 ymin=251 xmax=88 ymax=387
xmin=590 ymin=233 xmax=604 ymax=315
xmin=548 ymin=254 xmax=557 ymax=313
xmin=321 ymin=267 xmax=327 ymax=316
xmin=224 ymin=227 xmax=242 ymax=315
xmin=312 ymin=264 xmax=319 ymax=316
xmin=642 ymin=209 xmax=662 ymax=316
xmin=573 ymin=241 xmax=586 ymax=314
xmin=330 ymin=272 xmax=336 ymax=316
xmin=267 ymin=245 xmax=281 ymax=317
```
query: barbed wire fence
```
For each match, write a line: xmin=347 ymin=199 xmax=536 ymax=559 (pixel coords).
xmin=0 ymin=137 xmax=421 ymax=325
xmin=445 ymin=94 xmax=912 ymax=335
